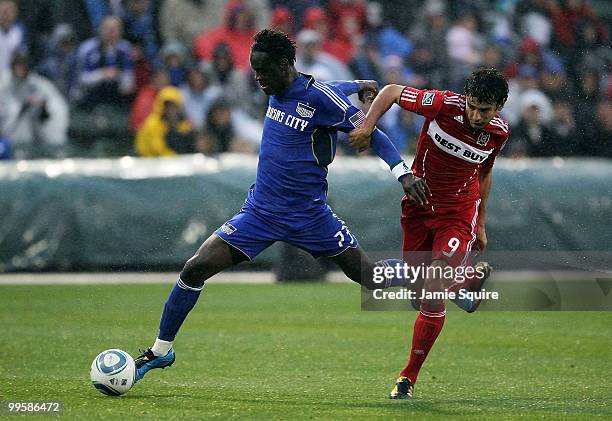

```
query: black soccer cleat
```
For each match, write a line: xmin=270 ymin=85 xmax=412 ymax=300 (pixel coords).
xmin=466 ymin=261 xmax=493 ymax=313
xmin=390 ymin=376 xmax=414 ymax=400
xmin=134 ymin=348 xmax=175 ymax=381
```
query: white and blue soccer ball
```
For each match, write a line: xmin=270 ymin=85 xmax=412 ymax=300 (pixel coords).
xmin=90 ymin=349 xmax=136 ymax=396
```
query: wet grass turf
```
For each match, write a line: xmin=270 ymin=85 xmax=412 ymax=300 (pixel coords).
xmin=1 ymin=282 xmax=611 ymax=419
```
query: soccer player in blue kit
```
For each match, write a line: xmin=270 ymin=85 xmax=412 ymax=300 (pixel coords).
xmin=134 ymin=29 xmax=417 ymax=381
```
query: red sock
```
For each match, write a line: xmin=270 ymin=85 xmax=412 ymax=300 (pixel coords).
xmin=400 ymin=308 xmax=445 ymax=383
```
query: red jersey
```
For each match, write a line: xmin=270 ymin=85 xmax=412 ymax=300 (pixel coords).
xmin=398 ymin=86 xmax=510 ymax=209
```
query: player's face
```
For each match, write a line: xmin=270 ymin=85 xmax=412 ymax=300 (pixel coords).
xmin=466 ymin=96 xmax=499 ymax=130
xmin=250 ymin=50 xmax=289 ymax=95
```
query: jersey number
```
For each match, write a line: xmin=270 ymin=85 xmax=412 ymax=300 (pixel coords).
xmin=442 ymin=237 xmax=460 ymax=257
xmin=334 ymin=226 xmax=355 ymax=247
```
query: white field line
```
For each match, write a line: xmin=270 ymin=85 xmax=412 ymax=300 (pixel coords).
xmin=0 ymin=272 xmax=273 ymax=285
xmin=0 ymin=271 xmax=604 ymax=285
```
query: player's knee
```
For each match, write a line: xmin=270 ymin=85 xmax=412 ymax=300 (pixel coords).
xmin=180 ymin=252 xmax=210 ymax=288
xmin=424 ymin=259 xmax=448 ymax=292
xmin=423 ymin=277 xmax=438 ymax=292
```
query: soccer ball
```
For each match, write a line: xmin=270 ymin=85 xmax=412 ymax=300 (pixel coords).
xmin=90 ymin=349 xmax=136 ymax=396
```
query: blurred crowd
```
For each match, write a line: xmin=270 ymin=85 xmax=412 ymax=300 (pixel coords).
xmin=0 ymin=0 xmax=610 ymax=160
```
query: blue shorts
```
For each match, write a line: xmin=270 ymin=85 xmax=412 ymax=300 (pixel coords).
xmin=214 ymin=199 xmax=359 ymax=260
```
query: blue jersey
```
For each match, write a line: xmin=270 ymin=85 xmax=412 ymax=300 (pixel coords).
xmin=249 ymin=74 xmax=365 ymax=215
xmin=215 ymin=75 xmax=404 ymax=259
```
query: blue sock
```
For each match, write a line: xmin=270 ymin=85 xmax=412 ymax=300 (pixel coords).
xmin=378 ymin=259 xmax=409 ymax=288
xmin=451 ymin=289 xmax=474 ymax=311
xmin=158 ymin=277 xmax=204 ymax=341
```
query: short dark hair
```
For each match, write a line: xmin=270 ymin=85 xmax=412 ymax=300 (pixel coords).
xmin=464 ymin=68 xmax=509 ymax=108
xmin=251 ymin=28 xmax=296 ymax=63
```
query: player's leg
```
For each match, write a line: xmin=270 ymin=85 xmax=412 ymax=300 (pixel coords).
xmin=135 ymin=234 xmax=248 ymax=380
xmin=326 ymin=246 xmax=406 ymax=290
xmin=434 ymin=201 xmax=490 ymax=312
xmin=393 ymin=204 xmax=485 ymax=398
xmin=400 ymin=197 xmax=434 ymax=311
xmin=463 ymin=261 xmax=493 ymax=313
xmin=285 ymin=205 xmax=406 ymax=289
xmin=155 ymin=234 xmax=248 ymax=349
xmin=392 ymin=258 xmax=447 ymax=399
xmin=391 ymin=198 xmax=440 ymax=399
xmin=136 ymin=206 xmax=276 ymax=381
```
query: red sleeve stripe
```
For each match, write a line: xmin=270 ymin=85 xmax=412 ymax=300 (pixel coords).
xmin=491 ymin=117 xmax=508 ymax=126
xmin=403 ymin=87 xmax=419 ymax=95
xmin=401 ymin=88 xmax=418 ymax=101
xmin=488 ymin=119 xmax=508 ymax=133
xmin=489 ymin=119 xmax=507 ymax=129
xmin=444 ymin=94 xmax=464 ymax=100
xmin=491 ymin=117 xmax=509 ymax=129
xmin=445 ymin=94 xmax=465 ymax=101
xmin=444 ymin=98 xmax=464 ymax=108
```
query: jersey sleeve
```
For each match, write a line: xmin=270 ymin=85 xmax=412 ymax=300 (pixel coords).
xmin=327 ymin=80 xmax=360 ymax=96
xmin=311 ymin=80 xmax=365 ymax=132
xmin=397 ymin=86 xmax=444 ymax=120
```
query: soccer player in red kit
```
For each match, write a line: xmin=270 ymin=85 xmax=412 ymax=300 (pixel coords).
xmin=349 ymin=68 xmax=510 ymax=399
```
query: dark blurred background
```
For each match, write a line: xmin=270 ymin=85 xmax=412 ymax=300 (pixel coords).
xmin=0 ymin=0 xmax=609 ymax=161
xmin=0 ymin=0 xmax=611 ymax=274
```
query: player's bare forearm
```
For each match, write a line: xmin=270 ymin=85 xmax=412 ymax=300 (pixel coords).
xmin=363 ymin=84 xmax=405 ymax=130
xmin=478 ymin=168 xmax=493 ymax=229
xmin=349 ymin=84 xmax=405 ymax=150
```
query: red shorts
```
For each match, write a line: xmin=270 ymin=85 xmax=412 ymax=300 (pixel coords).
xmin=401 ymin=196 xmax=481 ymax=268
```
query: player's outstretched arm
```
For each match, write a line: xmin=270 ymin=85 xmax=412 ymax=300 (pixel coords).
xmin=328 ymin=80 xmax=379 ymax=103
xmin=349 ymin=84 xmax=404 ymax=151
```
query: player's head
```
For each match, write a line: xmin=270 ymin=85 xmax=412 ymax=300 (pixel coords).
xmin=464 ymin=68 xmax=509 ymax=130
xmin=250 ymin=28 xmax=297 ymax=95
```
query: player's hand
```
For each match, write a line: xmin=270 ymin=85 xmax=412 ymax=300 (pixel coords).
xmin=348 ymin=126 xmax=374 ymax=152
xmin=399 ymin=173 xmax=431 ymax=205
xmin=356 ymin=80 xmax=378 ymax=103
xmin=475 ymin=226 xmax=487 ymax=254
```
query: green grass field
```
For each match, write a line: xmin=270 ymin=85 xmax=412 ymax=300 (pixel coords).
xmin=1 ymin=282 xmax=611 ymax=420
